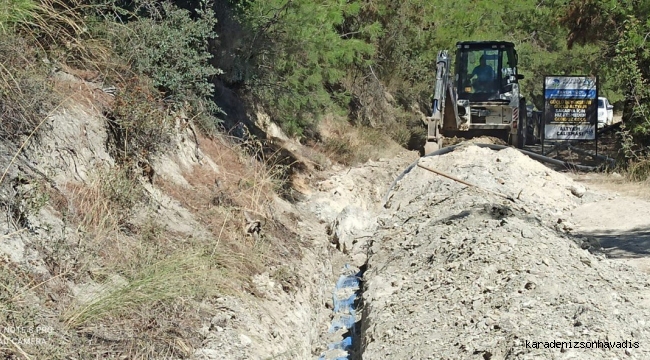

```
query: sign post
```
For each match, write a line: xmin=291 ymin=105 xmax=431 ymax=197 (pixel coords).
xmin=542 ymin=76 xmax=598 ymax=155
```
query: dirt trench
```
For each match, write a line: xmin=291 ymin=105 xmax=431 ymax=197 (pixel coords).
xmin=290 ymin=141 xmax=645 ymax=359
xmin=0 ymin=70 xmax=419 ymax=359
xmin=2 ymin=72 xmax=650 ymax=359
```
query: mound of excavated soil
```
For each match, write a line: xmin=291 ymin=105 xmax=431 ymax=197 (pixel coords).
xmin=443 ymin=136 xmax=508 ymax=147
xmin=361 ymin=145 xmax=650 ymax=359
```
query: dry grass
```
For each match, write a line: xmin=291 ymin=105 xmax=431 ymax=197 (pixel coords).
xmin=158 ymin=133 xmax=302 ymax=265
xmin=187 ymin=133 xmax=289 ymax=214
xmin=0 ymin=101 xmax=298 ymax=354
xmin=51 ymin=66 xmax=114 ymax=113
xmin=1 ymin=0 xmax=118 ymax=89
xmin=0 ymin=68 xmax=302 ymax=360
xmin=625 ymin=156 xmax=650 ymax=182
xmin=7 ymin=0 xmax=112 ymax=68
xmin=316 ymin=114 xmax=405 ymax=165
xmin=0 ymin=4 xmax=227 ymax=358
xmin=63 ymin=255 xmax=214 ymax=327
xmin=0 ymin=166 xmax=211 ymax=356
xmin=0 ymin=260 xmax=49 ymax=359
xmin=0 ymin=35 xmax=59 ymax=141
xmin=0 ymin=0 xmax=119 ymax=144
xmin=64 ymin=168 xmax=139 ymax=238
xmin=11 ymin=165 xmax=248 ymax=357
xmin=171 ymin=134 xmax=302 ymax=252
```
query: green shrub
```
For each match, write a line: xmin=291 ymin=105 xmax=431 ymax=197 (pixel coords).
xmin=231 ymin=0 xmax=375 ymax=137
xmin=93 ymin=0 xmax=223 ymax=133
xmin=107 ymin=77 xmax=173 ymax=163
xmin=323 ymin=137 xmax=354 ymax=164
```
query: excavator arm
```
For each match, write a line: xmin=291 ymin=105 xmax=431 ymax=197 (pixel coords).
xmin=430 ymin=50 xmax=450 ymax=126
xmin=426 ymin=51 xmax=463 ymax=153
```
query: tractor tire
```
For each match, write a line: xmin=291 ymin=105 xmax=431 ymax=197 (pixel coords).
xmin=516 ymin=100 xmax=527 ymax=148
xmin=509 ymin=131 xmax=519 ymax=148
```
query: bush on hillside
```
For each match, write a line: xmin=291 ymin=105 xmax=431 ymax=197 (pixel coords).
xmin=106 ymin=77 xmax=174 ymax=164
xmin=92 ymin=0 xmax=224 ymax=133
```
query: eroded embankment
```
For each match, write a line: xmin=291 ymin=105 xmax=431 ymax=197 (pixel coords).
xmin=359 ymin=145 xmax=650 ymax=359
xmin=0 ymin=69 xmax=407 ymax=359
xmin=5 ymin=83 xmax=649 ymax=360
xmin=0 ymin=66 xmax=425 ymax=359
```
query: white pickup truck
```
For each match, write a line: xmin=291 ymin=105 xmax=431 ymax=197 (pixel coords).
xmin=597 ymin=97 xmax=614 ymax=127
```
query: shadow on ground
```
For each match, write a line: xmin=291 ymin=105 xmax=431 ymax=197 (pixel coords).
xmin=577 ymin=227 xmax=650 ymax=259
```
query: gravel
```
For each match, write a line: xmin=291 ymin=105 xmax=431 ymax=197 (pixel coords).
xmin=359 ymin=145 xmax=650 ymax=359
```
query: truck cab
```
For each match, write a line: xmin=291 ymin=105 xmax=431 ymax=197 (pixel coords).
xmin=452 ymin=41 xmax=527 ymax=144
xmin=455 ymin=41 xmax=523 ymax=104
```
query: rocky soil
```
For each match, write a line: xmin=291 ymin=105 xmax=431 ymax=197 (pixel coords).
xmin=2 ymin=71 xmax=650 ymax=360
xmin=357 ymin=145 xmax=650 ymax=359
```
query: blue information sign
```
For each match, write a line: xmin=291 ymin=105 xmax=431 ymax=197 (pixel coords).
xmin=543 ymin=76 xmax=597 ymax=140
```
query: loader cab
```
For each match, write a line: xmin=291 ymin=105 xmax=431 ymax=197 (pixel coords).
xmin=455 ymin=41 xmax=522 ymax=102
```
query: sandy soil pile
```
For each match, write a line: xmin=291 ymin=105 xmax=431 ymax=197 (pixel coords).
xmin=360 ymin=145 xmax=650 ymax=359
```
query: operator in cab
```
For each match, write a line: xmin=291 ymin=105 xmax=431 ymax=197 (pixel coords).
xmin=470 ymin=55 xmax=494 ymax=91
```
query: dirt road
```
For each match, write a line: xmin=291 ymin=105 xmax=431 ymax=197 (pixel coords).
xmin=568 ymin=173 xmax=650 ymax=273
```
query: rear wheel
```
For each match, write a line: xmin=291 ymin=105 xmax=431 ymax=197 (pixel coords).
xmin=515 ymin=100 xmax=527 ymax=148
xmin=510 ymin=131 xmax=519 ymax=148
